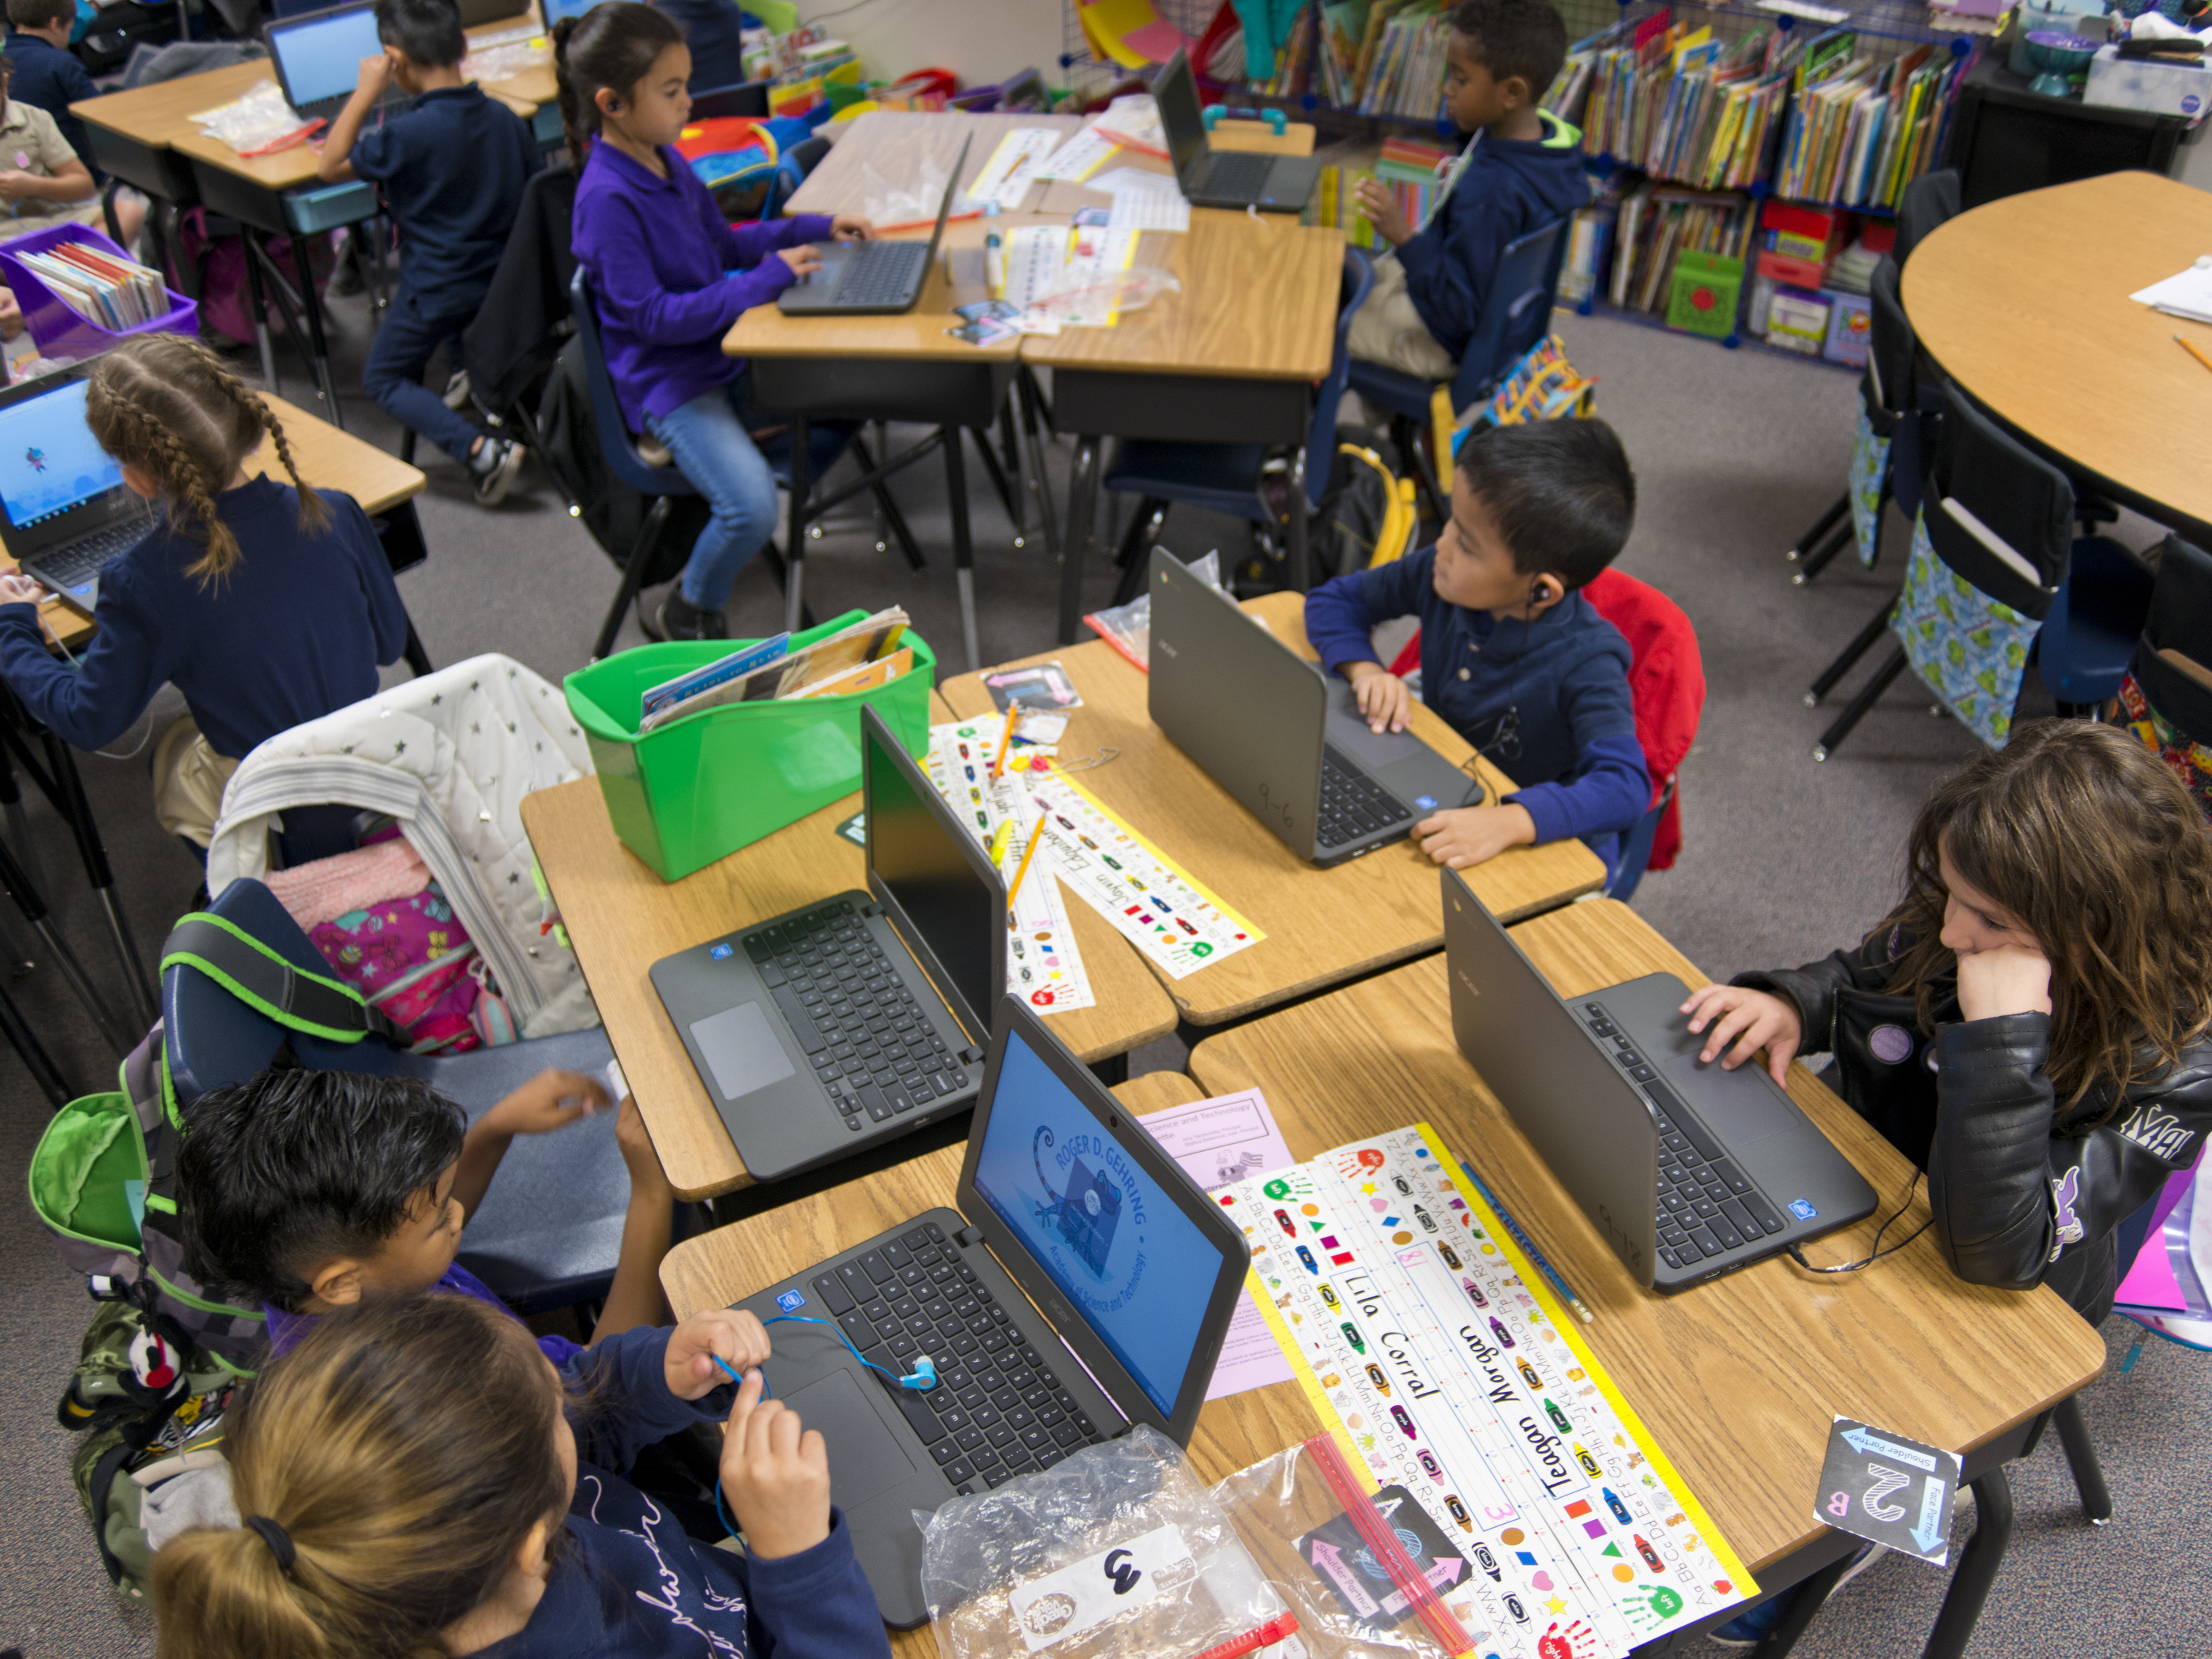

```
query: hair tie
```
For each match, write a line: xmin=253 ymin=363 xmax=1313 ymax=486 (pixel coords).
xmin=244 ymin=1515 xmax=297 ymax=1571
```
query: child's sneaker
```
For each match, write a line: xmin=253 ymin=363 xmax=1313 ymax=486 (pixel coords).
xmin=442 ymin=370 xmax=472 ymax=410
xmin=468 ymin=437 xmax=525 ymax=506
xmin=653 ymin=592 xmax=728 ymax=641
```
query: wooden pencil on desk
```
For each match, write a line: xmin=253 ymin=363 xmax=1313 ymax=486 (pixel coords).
xmin=1004 ymin=820 xmax=1044 ymax=912
xmin=2176 ymin=333 xmax=2212 ymax=377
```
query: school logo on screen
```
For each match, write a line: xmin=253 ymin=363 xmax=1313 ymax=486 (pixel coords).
xmin=1029 ymin=1126 xmax=1151 ymax=1313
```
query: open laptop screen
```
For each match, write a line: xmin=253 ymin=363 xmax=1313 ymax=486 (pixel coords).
xmin=0 ymin=380 xmax=123 ymax=533
xmin=1153 ymin=51 xmax=1209 ymax=184
xmin=968 ymin=1026 xmax=1221 ymax=1414
xmin=863 ymin=715 xmax=996 ymax=1038
xmin=273 ymin=5 xmax=386 ymax=107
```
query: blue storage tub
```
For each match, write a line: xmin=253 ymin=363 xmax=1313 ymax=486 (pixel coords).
xmin=0 ymin=221 xmax=197 ymax=363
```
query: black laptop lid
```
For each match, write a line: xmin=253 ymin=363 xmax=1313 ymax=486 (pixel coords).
xmin=0 ymin=371 xmax=138 ymax=559
xmin=957 ymin=997 xmax=1248 ymax=1446
xmin=1153 ymin=50 xmax=1210 ymax=186
xmin=860 ymin=705 xmax=1003 ymax=1048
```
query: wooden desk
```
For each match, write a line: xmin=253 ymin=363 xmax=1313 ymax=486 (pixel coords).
xmin=1903 ymin=171 xmax=2212 ymax=541
xmin=0 ymin=393 xmax=423 ymax=652
xmin=1186 ymin=898 xmax=2107 ymax=1586
xmin=518 ymin=728 xmax=1179 ymax=1201
xmin=937 ymin=591 xmax=1605 ymax=1025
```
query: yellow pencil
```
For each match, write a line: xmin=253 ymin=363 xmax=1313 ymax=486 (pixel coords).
xmin=2177 ymin=333 xmax=2212 ymax=377
xmin=991 ymin=705 xmax=1020 ymax=779
xmin=1004 ymin=821 xmax=1044 ymax=912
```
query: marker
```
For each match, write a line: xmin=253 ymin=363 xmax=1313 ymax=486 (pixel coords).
xmin=987 ymin=819 xmax=1014 ymax=867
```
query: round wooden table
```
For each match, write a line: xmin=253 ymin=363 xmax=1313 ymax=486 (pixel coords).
xmin=1902 ymin=170 xmax=2212 ymax=541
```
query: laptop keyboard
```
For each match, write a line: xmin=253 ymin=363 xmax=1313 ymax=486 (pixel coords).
xmin=803 ymin=1221 xmax=1112 ymax=1494
xmin=830 ymin=241 xmax=928 ymax=307
xmin=1578 ymin=1000 xmax=1790 ymax=1270
xmin=29 ymin=521 xmax=145 ymax=593
xmin=741 ymin=901 xmax=975 ymax=1134
xmin=1317 ymin=747 xmax=1410 ymax=850
xmin=1204 ymin=150 xmax=1273 ymax=198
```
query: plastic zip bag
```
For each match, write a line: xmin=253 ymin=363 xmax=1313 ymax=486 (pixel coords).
xmin=1083 ymin=548 xmax=1221 ymax=672
xmin=863 ymin=156 xmax=951 ymax=231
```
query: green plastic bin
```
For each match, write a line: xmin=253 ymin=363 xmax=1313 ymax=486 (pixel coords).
xmin=565 ymin=613 xmax=936 ymax=882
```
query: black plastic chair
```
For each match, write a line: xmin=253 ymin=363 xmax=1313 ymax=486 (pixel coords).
xmin=1894 ymin=168 xmax=1962 ymax=267
xmin=690 ymin=79 xmax=770 ymax=119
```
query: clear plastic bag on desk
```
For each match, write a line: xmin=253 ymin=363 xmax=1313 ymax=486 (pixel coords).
xmin=188 ymin=78 xmax=314 ymax=154
xmin=862 ymin=156 xmax=950 ymax=231
xmin=1209 ymin=1432 xmax=1480 ymax=1659
xmin=920 ymin=1424 xmax=1292 ymax=1659
xmin=1031 ymin=263 xmax=1179 ymax=329
xmin=1084 ymin=548 xmax=1218 ymax=672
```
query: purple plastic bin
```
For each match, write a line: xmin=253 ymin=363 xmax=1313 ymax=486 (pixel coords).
xmin=0 ymin=222 xmax=197 ymax=364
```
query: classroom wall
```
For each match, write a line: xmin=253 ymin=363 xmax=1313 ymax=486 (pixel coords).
xmin=836 ymin=0 xmax=1067 ymax=94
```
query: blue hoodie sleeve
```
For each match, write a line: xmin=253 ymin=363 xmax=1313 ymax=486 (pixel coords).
xmin=0 ymin=566 xmax=172 ymax=752
xmin=564 ymin=1326 xmax=738 ymax=1475
xmin=1306 ymin=547 xmax=1439 ymax=677
xmin=734 ymin=1510 xmax=893 ymax=1659
xmin=1503 ymin=638 xmax=1649 ymax=846
xmin=1394 ymin=198 xmax=1505 ymax=367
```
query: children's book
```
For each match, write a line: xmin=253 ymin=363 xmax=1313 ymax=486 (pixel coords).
xmin=788 ymin=645 xmax=914 ymax=700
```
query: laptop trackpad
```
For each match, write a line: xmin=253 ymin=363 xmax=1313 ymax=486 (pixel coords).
xmin=1326 ymin=683 xmax=1429 ymax=766
xmin=784 ymin=1369 xmax=916 ymax=1507
xmin=688 ymin=1001 xmax=796 ymax=1101
xmin=1665 ymin=1051 xmax=1804 ymax=1149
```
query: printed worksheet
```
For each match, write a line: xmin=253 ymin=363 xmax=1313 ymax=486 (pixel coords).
xmin=1035 ymin=121 xmax=1121 ymax=181
xmin=963 ymin=127 xmax=1061 ymax=211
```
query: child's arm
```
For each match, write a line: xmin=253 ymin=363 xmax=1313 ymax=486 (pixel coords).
xmin=589 ymin=197 xmax=791 ymax=346
xmin=588 ymin=1097 xmax=676 ymax=1343
xmin=722 ymin=210 xmax=841 ymax=270
xmin=1352 ymin=176 xmax=1415 ymax=246
xmin=565 ymin=1311 xmax=765 ymax=1472
xmin=335 ymin=494 xmax=414 ymax=667
xmin=0 ymin=572 xmax=171 ymax=751
xmin=450 ymin=1067 xmax=611 ymax=1220
xmin=1304 ymin=551 xmax=1437 ymax=713
xmin=315 ymin=55 xmax=395 ymax=183
xmin=0 ymin=156 xmax=96 ymax=208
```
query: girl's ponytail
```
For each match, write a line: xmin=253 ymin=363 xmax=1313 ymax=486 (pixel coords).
xmin=551 ymin=2 xmax=684 ymax=164
xmin=152 ymin=1525 xmax=333 ymax=1659
xmin=551 ymin=13 xmax=591 ymax=162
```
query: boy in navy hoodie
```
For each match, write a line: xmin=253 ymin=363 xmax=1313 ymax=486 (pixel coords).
xmin=1347 ymin=0 xmax=1586 ymax=378
xmin=1303 ymin=419 xmax=1649 ymax=879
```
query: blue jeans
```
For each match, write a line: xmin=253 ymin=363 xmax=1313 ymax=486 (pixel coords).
xmin=647 ymin=377 xmax=848 ymax=611
xmin=363 ymin=287 xmax=484 ymax=468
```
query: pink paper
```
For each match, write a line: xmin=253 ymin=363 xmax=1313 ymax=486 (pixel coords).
xmin=2115 ymin=1228 xmax=2190 ymax=1312
xmin=1122 ymin=18 xmax=1192 ymax=62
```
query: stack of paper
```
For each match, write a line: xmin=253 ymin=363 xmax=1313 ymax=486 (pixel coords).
xmin=14 ymin=240 xmax=170 ymax=330
xmin=2132 ymin=261 xmax=2212 ymax=325
xmin=635 ymin=608 xmax=911 ymax=732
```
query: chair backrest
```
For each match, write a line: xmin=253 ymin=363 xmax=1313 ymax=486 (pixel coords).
xmin=1894 ymin=169 xmax=1961 ymax=267
xmin=762 ymin=135 xmax=833 ymax=220
xmin=1927 ymin=381 xmax=2071 ymax=618
xmin=1450 ymin=216 xmax=1571 ymax=413
xmin=1302 ymin=247 xmax=1378 ymax=509
xmin=690 ymin=79 xmax=771 ymax=119
xmin=567 ymin=265 xmax=693 ymax=498
xmin=2130 ymin=535 xmax=2212 ymax=755
xmin=1581 ymin=568 xmax=1706 ymax=796
xmin=1866 ymin=256 xmax=1915 ymax=418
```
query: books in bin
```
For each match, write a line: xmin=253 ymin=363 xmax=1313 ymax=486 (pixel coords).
xmin=635 ymin=608 xmax=911 ymax=733
xmin=15 ymin=241 xmax=171 ymax=332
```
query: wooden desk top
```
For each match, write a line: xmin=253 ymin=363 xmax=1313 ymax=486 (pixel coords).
xmin=0 ymin=393 xmax=422 ymax=651
xmin=1186 ymin=898 xmax=2108 ymax=1575
xmin=937 ymin=591 xmax=1604 ymax=1024
xmin=517 ymin=723 xmax=1179 ymax=1201
xmin=739 ymin=109 xmax=1334 ymax=379
xmin=1904 ymin=171 xmax=2212 ymax=535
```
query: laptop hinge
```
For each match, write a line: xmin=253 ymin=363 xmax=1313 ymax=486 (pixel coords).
xmin=955 ymin=1224 xmax=984 ymax=1249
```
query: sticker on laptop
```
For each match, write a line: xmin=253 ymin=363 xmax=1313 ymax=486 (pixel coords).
xmin=1787 ymin=1199 xmax=1819 ymax=1221
xmin=709 ymin=942 xmax=733 ymax=960
xmin=775 ymin=1289 xmax=807 ymax=1313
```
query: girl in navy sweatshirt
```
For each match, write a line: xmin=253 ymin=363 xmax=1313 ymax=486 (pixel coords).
xmin=151 ymin=1293 xmax=890 ymax=1659
xmin=561 ymin=2 xmax=869 ymax=642
xmin=0 ymin=335 xmax=408 ymax=848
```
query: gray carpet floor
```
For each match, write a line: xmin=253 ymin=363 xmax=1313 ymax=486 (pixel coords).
xmin=0 ymin=287 xmax=2199 ymax=1659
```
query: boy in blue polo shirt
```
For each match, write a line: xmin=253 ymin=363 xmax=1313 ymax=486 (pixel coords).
xmin=318 ymin=0 xmax=540 ymax=505
xmin=5 ymin=0 xmax=96 ymax=174
xmin=1304 ymin=419 xmax=1649 ymax=880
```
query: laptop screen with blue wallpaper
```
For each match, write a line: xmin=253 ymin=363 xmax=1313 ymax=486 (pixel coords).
xmin=271 ymin=5 xmax=386 ymax=109
xmin=969 ymin=1029 xmax=1221 ymax=1415
xmin=0 ymin=380 xmax=124 ymax=533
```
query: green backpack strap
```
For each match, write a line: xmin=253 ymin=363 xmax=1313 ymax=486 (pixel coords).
xmin=160 ymin=912 xmax=411 ymax=1048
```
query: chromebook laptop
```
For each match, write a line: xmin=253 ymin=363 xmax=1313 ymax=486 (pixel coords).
xmin=1155 ymin=47 xmax=1321 ymax=212
xmin=649 ymin=705 xmax=1004 ymax=1180
xmin=1148 ymin=547 xmax=1480 ymax=867
xmin=0 ymin=369 xmax=146 ymax=617
xmin=730 ymin=996 xmax=1249 ymax=1627
xmin=1441 ymin=867 xmax=1876 ymax=1292
xmin=779 ymin=134 xmax=972 ymax=316
xmin=269 ymin=2 xmax=406 ymax=125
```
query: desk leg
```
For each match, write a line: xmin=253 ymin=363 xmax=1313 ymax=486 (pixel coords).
xmin=944 ymin=424 xmax=980 ymax=673
xmin=1748 ymin=1546 xmax=1856 ymax=1658
xmin=1016 ymin=370 xmax=1058 ymax=562
xmin=784 ymin=415 xmax=811 ymax=637
xmin=1921 ymin=1467 xmax=2013 ymax=1659
xmin=290 ymin=233 xmax=344 ymax=431
xmin=101 ymin=181 xmax=123 ymax=247
xmin=0 ymin=738 xmax=43 ymax=901
xmin=1056 ymin=436 xmax=1100 ymax=646
xmin=43 ymin=730 xmax=158 ymax=1033
xmin=240 ymin=238 xmax=280 ymax=393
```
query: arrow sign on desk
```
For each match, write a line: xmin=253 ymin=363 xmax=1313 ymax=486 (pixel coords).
xmin=1379 ymin=1554 xmax=1467 ymax=1618
xmin=1841 ymin=1426 xmax=1939 ymax=1471
xmin=1815 ymin=1417 xmax=1962 ymax=1568
xmin=1909 ymin=1475 xmax=1951 ymax=1558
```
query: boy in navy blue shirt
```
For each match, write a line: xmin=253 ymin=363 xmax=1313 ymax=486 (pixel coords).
xmin=1347 ymin=0 xmax=1586 ymax=379
xmin=318 ymin=0 xmax=540 ymax=505
xmin=1304 ymin=419 xmax=1649 ymax=878
xmin=5 ymin=0 xmax=96 ymax=174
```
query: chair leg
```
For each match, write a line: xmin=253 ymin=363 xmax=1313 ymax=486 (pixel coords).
xmin=942 ymin=425 xmax=980 ymax=673
xmin=1791 ymin=515 xmax=1854 ymax=585
xmin=2052 ymin=1394 xmax=2112 ymax=1524
xmin=1807 ymin=589 xmax=1903 ymax=706
xmin=1786 ymin=492 xmax=1849 ymax=572
xmin=1109 ymin=498 xmax=1168 ymax=608
xmin=595 ymin=495 xmax=671 ymax=660
xmin=402 ymin=619 xmax=434 ymax=677
xmin=1394 ymin=413 xmax=1447 ymax=529
xmin=1814 ymin=643 xmax=1909 ymax=762
xmin=1747 ymin=1544 xmax=1859 ymax=1658
xmin=784 ymin=416 xmax=812 ymax=635
xmin=0 ymin=974 xmax=71 ymax=1108
xmin=970 ymin=423 xmax=1021 ymax=530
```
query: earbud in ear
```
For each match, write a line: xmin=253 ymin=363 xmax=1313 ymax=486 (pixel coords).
xmin=1529 ymin=581 xmax=1546 ymax=604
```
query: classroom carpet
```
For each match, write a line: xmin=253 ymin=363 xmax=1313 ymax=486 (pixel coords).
xmin=0 ymin=292 xmax=2199 ymax=1659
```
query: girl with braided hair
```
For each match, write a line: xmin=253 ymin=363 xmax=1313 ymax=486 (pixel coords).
xmin=0 ymin=335 xmax=411 ymax=848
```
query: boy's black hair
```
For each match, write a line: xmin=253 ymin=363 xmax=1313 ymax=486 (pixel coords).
xmin=1456 ymin=417 xmax=1636 ymax=592
xmin=6 ymin=0 xmax=76 ymax=32
xmin=1448 ymin=0 xmax=1569 ymax=97
xmin=175 ymin=1061 xmax=467 ymax=1310
xmin=374 ymin=0 xmax=466 ymax=69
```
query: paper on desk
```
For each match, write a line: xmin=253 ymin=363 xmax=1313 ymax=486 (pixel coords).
xmin=1002 ymin=224 xmax=1070 ymax=310
xmin=2131 ymin=261 xmax=2212 ymax=325
xmin=1108 ymin=187 xmax=1189 ymax=232
xmin=1089 ymin=165 xmax=1181 ymax=197
xmin=962 ymin=126 xmax=1060 ymax=212
xmin=1139 ymin=1089 xmax=1298 ymax=1399
xmin=1036 ymin=122 xmax=1121 ymax=182
xmin=1093 ymin=93 xmax=1168 ymax=158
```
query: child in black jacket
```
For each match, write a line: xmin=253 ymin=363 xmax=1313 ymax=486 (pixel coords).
xmin=1683 ymin=720 xmax=2212 ymax=1326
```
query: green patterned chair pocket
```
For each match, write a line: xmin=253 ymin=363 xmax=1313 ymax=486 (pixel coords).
xmin=1849 ymin=407 xmax=1891 ymax=566
xmin=1890 ymin=508 xmax=2043 ymax=749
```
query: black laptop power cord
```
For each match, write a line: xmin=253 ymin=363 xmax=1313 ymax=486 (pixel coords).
xmin=1786 ymin=1170 xmax=1934 ymax=1275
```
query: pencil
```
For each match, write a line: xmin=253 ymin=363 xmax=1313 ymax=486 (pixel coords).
xmin=991 ymin=705 xmax=1019 ymax=779
xmin=2177 ymin=333 xmax=2212 ymax=377
xmin=1004 ymin=820 xmax=1044 ymax=912
xmin=1459 ymin=1161 xmax=1597 ymax=1325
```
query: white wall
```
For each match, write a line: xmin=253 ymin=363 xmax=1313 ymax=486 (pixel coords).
xmin=830 ymin=0 xmax=1069 ymax=93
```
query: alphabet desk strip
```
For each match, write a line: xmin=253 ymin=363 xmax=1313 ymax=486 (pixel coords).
xmin=1221 ymin=1124 xmax=1756 ymax=1659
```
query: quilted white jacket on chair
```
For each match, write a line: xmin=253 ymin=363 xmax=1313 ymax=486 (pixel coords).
xmin=204 ymin=654 xmax=600 ymax=1037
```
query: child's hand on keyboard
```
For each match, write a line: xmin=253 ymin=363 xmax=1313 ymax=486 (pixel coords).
xmin=720 ymin=1369 xmax=833 ymax=1559
xmin=1680 ymin=984 xmax=1801 ymax=1085
xmin=667 ymin=1308 xmax=773 ymax=1398
xmin=830 ymin=214 xmax=873 ymax=242
xmin=1413 ymin=803 xmax=1535 ymax=869
xmin=1344 ymin=660 xmax=1412 ymax=733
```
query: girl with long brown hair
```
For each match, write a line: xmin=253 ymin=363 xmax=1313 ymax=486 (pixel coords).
xmin=0 ymin=335 xmax=410 ymax=846
xmin=1683 ymin=719 xmax=2212 ymax=1322
xmin=152 ymin=1293 xmax=888 ymax=1659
